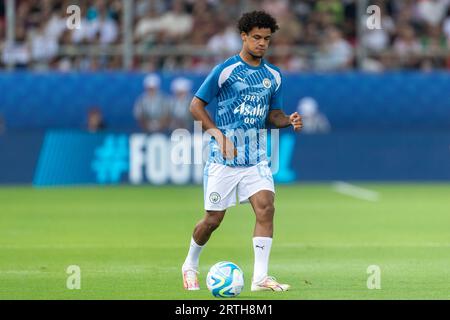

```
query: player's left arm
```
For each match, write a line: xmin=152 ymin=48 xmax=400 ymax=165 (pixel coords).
xmin=267 ymin=70 xmax=302 ymax=131
xmin=268 ymin=109 xmax=303 ymax=131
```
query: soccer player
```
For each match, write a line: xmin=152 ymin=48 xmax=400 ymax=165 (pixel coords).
xmin=182 ymin=11 xmax=303 ymax=292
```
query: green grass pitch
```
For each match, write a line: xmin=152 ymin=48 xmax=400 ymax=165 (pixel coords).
xmin=0 ymin=183 xmax=449 ymax=300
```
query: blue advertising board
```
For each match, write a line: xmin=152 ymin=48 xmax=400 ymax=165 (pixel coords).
xmin=0 ymin=72 xmax=449 ymax=130
xmin=0 ymin=71 xmax=449 ymax=185
xmin=1 ymin=129 xmax=447 ymax=186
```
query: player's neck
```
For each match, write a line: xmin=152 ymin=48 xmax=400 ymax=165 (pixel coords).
xmin=239 ymin=50 xmax=262 ymax=67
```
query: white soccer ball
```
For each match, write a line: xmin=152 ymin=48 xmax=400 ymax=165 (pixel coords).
xmin=206 ymin=261 xmax=244 ymax=298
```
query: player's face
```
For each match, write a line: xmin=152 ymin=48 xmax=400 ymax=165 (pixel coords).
xmin=241 ymin=27 xmax=272 ymax=58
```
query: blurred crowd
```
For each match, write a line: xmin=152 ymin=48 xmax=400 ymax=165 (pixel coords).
xmin=85 ymin=74 xmax=194 ymax=134
xmin=133 ymin=74 xmax=193 ymax=132
xmin=1 ymin=0 xmax=450 ymax=72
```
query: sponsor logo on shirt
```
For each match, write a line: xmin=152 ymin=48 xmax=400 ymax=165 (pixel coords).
xmin=233 ymin=102 xmax=267 ymax=117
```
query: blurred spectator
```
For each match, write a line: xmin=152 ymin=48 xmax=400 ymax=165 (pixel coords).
xmin=133 ymin=74 xmax=171 ymax=133
xmin=159 ymin=0 xmax=193 ymax=43
xmin=45 ymin=3 xmax=67 ymax=41
xmin=297 ymin=97 xmax=331 ymax=134
xmin=189 ymin=0 xmax=216 ymax=47
xmin=421 ymin=25 xmax=447 ymax=54
xmin=393 ymin=25 xmax=422 ymax=68
xmin=262 ymin=0 xmax=289 ymax=18
xmin=92 ymin=10 xmax=119 ymax=45
xmin=84 ymin=5 xmax=119 ymax=45
xmin=215 ymin=0 xmax=243 ymax=21
xmin=442 ymin=8 xmax=450 ymax=42
xmin=206 ymin=20 xmax=241 ymax=58
xmin=415 ymin=0 xmax=449 ymax=27
xmin=169 ymin=77 xmax=194 ymax=131
xmin=315 ymin=0 xmax=345 ymax=26
xmin=1 ymin=25 xmax=30 ymax=69
xmin=275 ymin=11 xmax=303 ymax=45
xmin=361 ymin=55 xmax=385 ymax=72
xmin=315 ymin=27 xmax=353 ymax=71
xmin=134 ymin=3 xmax=162 ymax=44
xmin=272 ymin=46 xmax=307 ymax=71
xmin=29 ymin=20 xmax=59 ymax=69
xmin=87 ymin=107 xmax=106 ymax=133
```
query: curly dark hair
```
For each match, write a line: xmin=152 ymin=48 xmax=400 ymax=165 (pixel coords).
xmin=237 ymin=11 xmax=279 ymax=34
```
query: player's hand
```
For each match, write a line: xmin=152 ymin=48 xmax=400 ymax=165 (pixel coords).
xmin=217 ymin=136 xmax=237 ymax=160
xmin=289 ymin=112 xmax=303 ymax=132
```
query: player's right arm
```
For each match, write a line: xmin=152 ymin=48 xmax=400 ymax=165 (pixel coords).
xmin=191 ymin=63 xmax=236 ymax=160
xmin=189 ymin=97 xmax=236 ymax=159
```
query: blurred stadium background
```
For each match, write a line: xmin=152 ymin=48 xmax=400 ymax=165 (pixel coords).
xmin=3 ymin=0 xmax=450 ymax=71
xmin=0 ymin=0 xmax=450 ymax=299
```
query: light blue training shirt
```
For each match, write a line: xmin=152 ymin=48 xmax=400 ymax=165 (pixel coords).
xmin=195 ymin=54 xmax=283 ymax=167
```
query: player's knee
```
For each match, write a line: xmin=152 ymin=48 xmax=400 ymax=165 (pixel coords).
xmin=204 ymin=212 xmax=224 ymax=231
xmin=205 ymin=219 xmax=221 ymax=231
xmin=256 ymin=203 xmax=275 ymax=223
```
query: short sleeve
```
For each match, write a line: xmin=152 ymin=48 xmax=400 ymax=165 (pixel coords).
xmin=194 ymin=64 xmax=221 ymax=104
xmin=270 ymin=75 xmax=283 ymax=111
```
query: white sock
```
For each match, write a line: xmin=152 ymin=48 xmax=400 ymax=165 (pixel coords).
xmin=182 ymin=237 xmax=204 ymax=271
xmin=252 ymin=237 xmax=273 ymax=283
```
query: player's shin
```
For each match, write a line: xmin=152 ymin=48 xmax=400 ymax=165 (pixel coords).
xmin=183 ymin=237 xmax=205 ymax=270
xmin=252 ymin=236 xmax=273 ymax=283
xmin=182 ymin=237 xmax=204 ymax=290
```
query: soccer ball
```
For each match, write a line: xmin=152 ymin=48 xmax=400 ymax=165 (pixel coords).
xmin=206 ymin=261 xmax=244 ymax=298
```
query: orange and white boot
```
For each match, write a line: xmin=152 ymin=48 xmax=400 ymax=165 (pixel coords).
xmin=182 ymin=267 xmax=200 ymax=291
xmin=251 ymin=276 xmax=290 ymax=292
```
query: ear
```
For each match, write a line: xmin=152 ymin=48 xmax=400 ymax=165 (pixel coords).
xmin=240 ymin=32 xmax=247 ymax=42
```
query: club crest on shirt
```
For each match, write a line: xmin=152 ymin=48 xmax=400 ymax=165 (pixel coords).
xmin=209 ymin=192 xmax=221 ymax=204
xmin=262 ymin=78 xmax=272 ymax=89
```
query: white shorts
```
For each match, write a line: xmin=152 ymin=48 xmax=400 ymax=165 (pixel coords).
xmin=203 ymin=160 xmax=275 ymax=211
